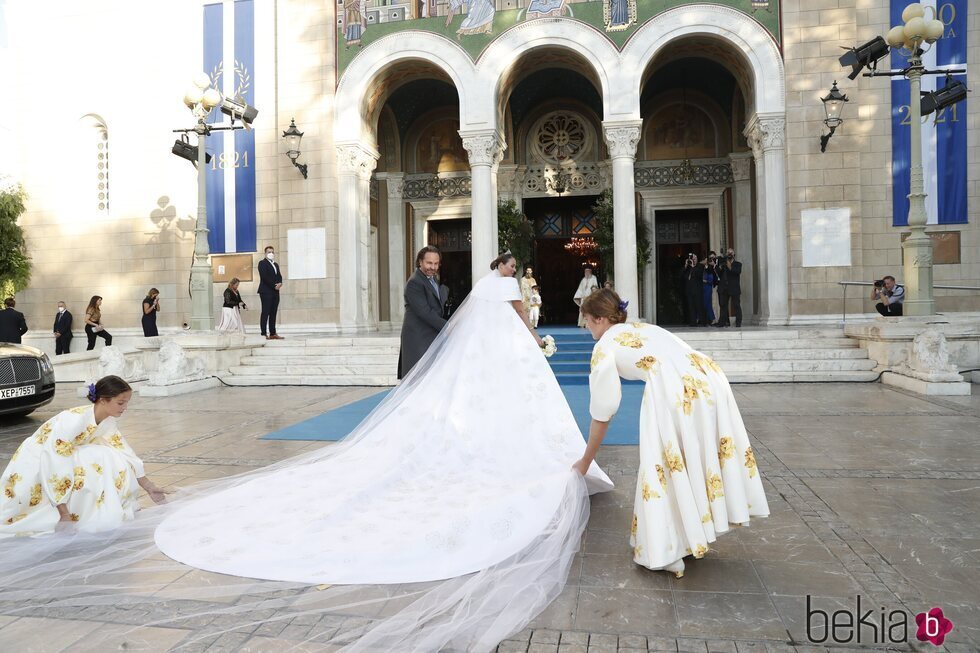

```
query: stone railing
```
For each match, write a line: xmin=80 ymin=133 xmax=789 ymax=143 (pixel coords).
xmin=402 ymin=172 xmax=472 ymax=199
xmin=634 ymin=158 xmax=733 ymax=187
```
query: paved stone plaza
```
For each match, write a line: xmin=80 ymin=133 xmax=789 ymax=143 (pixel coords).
xmin=0 ymin=382 xmax=978 ymax=652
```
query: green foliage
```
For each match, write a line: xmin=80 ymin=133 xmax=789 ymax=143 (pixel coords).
xmin=497 ymin=199 xmax=535 ymax=268
xmin=0 ymin=185 xmax=31 ymax=297
xmin=591 ymin=189 xmax=651 ymax=282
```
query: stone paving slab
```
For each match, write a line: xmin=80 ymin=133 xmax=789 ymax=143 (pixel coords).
xmin=0 ymin=382 xmax=977 ymax=652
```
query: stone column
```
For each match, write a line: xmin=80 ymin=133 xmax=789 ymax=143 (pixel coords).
xmin=729 ymin=151 xmax=754 ymax=323
xmin=336 ymin=142 xmax=379 ymax=328
xmin=460 ymin=130 xmax=505 ymax=281
xmin=382 ymin=172 xmax=406 ymax=323
xmin=745 ymin=114 xmax=788 ymax=325
xmin=602 ymin=120 xmax=642 ymax=320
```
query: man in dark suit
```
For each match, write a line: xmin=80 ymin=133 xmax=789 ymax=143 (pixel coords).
xmin=715 ymin=248 xmax=743 ymax=328
xmin=53 ymin=301 xmax=73 ymax=354
xmin=682 ymin=254 xmax=705 ymax=326
xmin=258 ymin=245 xmax=284 ymax=340
xmin=398 ymin=246 xmax=447 ymax=379
xmin=0 ymin=297 xmax=28 ymax=344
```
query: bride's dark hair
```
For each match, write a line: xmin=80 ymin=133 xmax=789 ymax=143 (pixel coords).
xmin=490 ymin=252 xmax=515 ymax=270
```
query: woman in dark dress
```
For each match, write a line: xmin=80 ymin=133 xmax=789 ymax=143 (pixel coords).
xmin=141 ymin=288 xmax=160 ymax=337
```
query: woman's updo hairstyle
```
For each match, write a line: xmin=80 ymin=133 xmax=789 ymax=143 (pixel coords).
xmin=88 ymin=375 xmax=133 ymax=403
xmin=490 ymin=252 xmax=515 ymax=271
xmin=581 ymin=288 xmax=628 ymax=325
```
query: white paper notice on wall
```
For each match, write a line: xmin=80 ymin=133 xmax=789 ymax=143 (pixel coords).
xmin=801 ymin=208 xmax=851 ymax=268
xmin=286 ymin=228 xmax=327 ymax=279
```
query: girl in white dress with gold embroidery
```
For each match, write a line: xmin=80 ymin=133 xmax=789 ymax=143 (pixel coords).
xmin=0 ymin=376 xmax=166 ymax=537
xmin=572 ymin=289 xmax=768 ymax=577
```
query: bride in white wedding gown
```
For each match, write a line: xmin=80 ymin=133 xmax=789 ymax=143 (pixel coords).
xmin=0 ymin=254 xmax=612 ymax=653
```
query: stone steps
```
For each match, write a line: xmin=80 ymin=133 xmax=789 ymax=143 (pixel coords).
xmin=221 ymin=374 xmax=397 ymax=387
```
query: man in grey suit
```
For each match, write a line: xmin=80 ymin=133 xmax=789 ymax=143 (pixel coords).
xmin=399 ymin=246 xmax=447 ymax=379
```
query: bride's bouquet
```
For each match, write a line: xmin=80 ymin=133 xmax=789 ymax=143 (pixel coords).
xmin=540 ymin=335 xmax=557 ymax=358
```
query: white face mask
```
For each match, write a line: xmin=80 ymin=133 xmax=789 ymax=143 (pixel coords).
xmin=58 ymin=307 xmax=65 ymax=313
xmin=266 ymin=252 xmax=275 ymax=261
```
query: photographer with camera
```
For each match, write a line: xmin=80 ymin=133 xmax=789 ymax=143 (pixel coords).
xmin=683 ymin=253 xmax=705 ymax=326
xmin=715 ymin=248 xmax=742 ymax=327
xmin=871 ymin=275 xmax=904 ymax=316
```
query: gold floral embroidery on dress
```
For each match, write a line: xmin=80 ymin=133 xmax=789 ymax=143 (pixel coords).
xmin=744 ymin=447 xmax=758 ymax=478
xmin=5 ymin=513 xmax=27 ymax=525
xmin=114 ymin=469 xmax=127 ymax=491
xmin=70 ymin=513 xmax=80 ymax=522
xmin=590 ymin=346 xmax=606 ymax=371
xmin=633 ymin=544 xmax=643 ymax=558
xmin=688 ymin=352 xmax=722 ymax=376
xmin=701 ymin=513 xmax=712 ymax=524
xmin=705 ymin=472 xmax=724 ymax=502
xmin=635 ymin=355 xmax=659 ymax=372
xmin=35 ymin=421 xmax=53 ymax=444
xmin=718 ymin=437 xmax=735 ymax=464
xmin=10 ymin=445 xmax=21 ymax=463
xmin=630 ymin=321 xmax=646 ymax=328
xmin=656 ymin=464 xmax=668 ymax=490
xmin=693 ymin=544 xmax=708 ymax=558
xmin=54 ymin=439 xmax=74 ymax=457
xmin=3 ymin=473 xmax=21 ymax=499
xmin=614 ymin=331 xmax=645 ymax=349
xmin=631 ymin=514 xmax=638 ymax=536
xmin=678 ymin=374 xmax=711 ymax=415
xmin=108 ymin=434 xmax=125 ymax=450
xmin=96 ymin=490 xmax=105 ymax=506
xmin=664 ymin=442 xmax=684 ymax=473
xmin=91 ymin=463 xmax=103 ymax=475
xmin=74 ymin=425 xmax=97 ymax=445
xmin=73 ymin=466 xmax=86 ymax=491
xmin=48 ymin=474 xmax=72 ymax=502
xmin=29 ymin=484 xmax=42 ymax=507
xmin=641 ymin=480 xmax=659 ymax=501
xmin=70 ymin=406 xmax=89 ymax=414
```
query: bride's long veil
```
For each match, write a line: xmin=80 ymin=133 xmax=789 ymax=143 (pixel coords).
xmin=0 ymin=277 xmax=594 ymax=652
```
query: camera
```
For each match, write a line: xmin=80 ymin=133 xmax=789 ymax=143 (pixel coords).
xmin=873 ymin=279 xmax=884 ymax=288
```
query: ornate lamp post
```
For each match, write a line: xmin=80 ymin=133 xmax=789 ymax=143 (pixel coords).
xmin=282 ymin=118 xmax=308 ymax=179
xmin=883 ymin=4 xmax=946 ymax=316
xmin=183 ymin=74 xmax=222 ymax=331
xmin=819 ymin=81 xmax=848 ymax=153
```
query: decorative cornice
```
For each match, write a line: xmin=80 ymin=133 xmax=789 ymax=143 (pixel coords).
xmin=459 ymin=131 xmax=506 ymax=167
xmin=602 ymin=121 xmax=642 ymax=160
xmin=728 ymin=153 xmax=752 ymax=182
xmin=744 ymin=113 xmax=785 ymax=157
xmin=336 ymin=143 xmax=380 ymax=179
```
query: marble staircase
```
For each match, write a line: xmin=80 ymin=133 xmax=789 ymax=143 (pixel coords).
xmin=219 ymin=327 xmax=879 ymax=386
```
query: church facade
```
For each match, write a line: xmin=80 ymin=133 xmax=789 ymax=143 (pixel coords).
xmin=2 ymin=0 xmax=977 ymax=335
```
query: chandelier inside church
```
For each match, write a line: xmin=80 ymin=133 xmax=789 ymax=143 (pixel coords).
xmin=564 ymin=237 xmax=598 ymax=258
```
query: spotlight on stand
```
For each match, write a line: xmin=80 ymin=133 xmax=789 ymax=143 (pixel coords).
xmin=171 ymin=135 xmax=212 ymax=165
xmin=839 ymin=36 xmax=890 ymax=80
xmin=920 ymin=76 xmax=969 ymax=117
xmin=219 ymin=96 xmax=258 ymax=127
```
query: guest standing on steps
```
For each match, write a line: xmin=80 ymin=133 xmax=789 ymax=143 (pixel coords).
xmin=258 ymin=245 xmax=283 ymax=340
xmin=398 ymin=246 xmax=447 ymax=379
xmin=715 ymin=248 xmax=742 ymax=328
xmin=84 ymin=296 xmax=112 ymax=350
xmin=141 ymin=288 xmax=161 ymax=337
xmin=53 ymin=301 xmax=73 ymax=354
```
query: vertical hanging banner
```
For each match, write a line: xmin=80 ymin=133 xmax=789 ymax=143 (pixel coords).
xmin=890 ymin=0 xmax=967 ymax=226
xmin=203 ymin=0 xmax=257 ymax=253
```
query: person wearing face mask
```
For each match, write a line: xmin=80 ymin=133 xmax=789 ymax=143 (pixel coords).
xmin=53 ymin=301 xmax=73 ymax=354
xmin=257 ymin=246 xmax=284 ymax=340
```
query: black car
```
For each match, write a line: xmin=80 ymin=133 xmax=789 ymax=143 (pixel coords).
xmin=0 ymin=343 xmax=56 ymax=417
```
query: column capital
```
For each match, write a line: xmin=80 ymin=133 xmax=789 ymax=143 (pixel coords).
xmin=336 ymin=142 xmax=380 ymax=180
xmin=602 ymin=120 xmax=642 ymax=159
xmin=459 ymin=130 xmax=506 ymax=167
xmin=728 ymin=152 xmax=753 ymax=182
xmin=744 ymin=113 xmax=785 ymax=156
xmin=376 ymin=172 xmax=405 ymax=198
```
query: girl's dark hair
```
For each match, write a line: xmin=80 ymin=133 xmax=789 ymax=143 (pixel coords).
xmin=490 ymin=253 xmax=515 ymax=270
xmin=580 ymin=289 xmax=627 ymax=325
xmin=86 ymin=295 xmax=102 ymax=312
xmin=90 ymin=375 xmax=132 ymax=403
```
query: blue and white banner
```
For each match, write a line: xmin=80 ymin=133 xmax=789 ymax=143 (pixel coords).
xmin=890 ymin=0 xmax=967 ymax=226
xmin=203 ymin=0 xmax=257 ymax=253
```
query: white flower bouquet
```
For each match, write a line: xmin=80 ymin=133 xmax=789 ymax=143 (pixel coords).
xmin=540 ymin=335 xmax=557 ymax=358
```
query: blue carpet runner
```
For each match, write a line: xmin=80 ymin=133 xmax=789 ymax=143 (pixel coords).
xmin=261 ymin=327 xmax=643 ymax=444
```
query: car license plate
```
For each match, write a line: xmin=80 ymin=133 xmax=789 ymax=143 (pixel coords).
xmin=0 ymin=385 xmax=35 ymax=399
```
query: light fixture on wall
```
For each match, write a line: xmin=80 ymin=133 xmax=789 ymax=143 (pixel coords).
xmin=819 ymin=81 xmax=848 ymax=153
xmin=282 ymin=119 xmax=308 ymax=179
xmin=547 ymin=168 xmax=571 ymax=196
